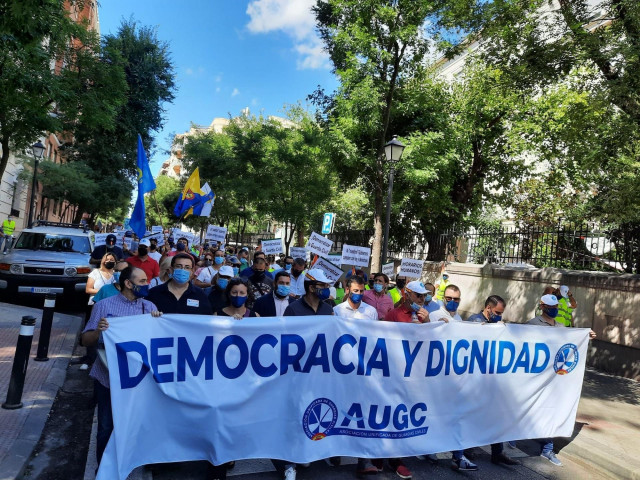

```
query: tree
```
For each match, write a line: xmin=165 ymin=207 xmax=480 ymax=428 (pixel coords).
xmin=313 ymin=0 xmax=439 ymax=271
xmin=144 ymin=175 xmax=181 ymax=227
xmin=0 ymin=0 xmax=104 ymax=181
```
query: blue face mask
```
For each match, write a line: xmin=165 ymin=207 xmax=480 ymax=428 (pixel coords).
xmin=176 ymin=243 xmax=186 ymax=251
xmin=231 ymin=295 xmax=247 ymax=308
xmin=489 ymin=313 xmax=502 ymax=323
xmin=425 ymin=294 xmax=433 ymax=303
xmin=217 ymin=278 xmax=229 ymax=290
xmin=285 ymin=264 xmax=292 ymax=271
xmin=276 ymin=285 xmax=291 ymax=297
xmin=214 ymin=257 xmax=224 ymax=265
xmin=131 ymin=283 xmax=149 ymax=298
xmin=373 ymin=283 xmax=384 ymax=293
xmin=232 ymin=267 xmax=239 ymax=276
xmin=171 ymin=268 xmax=191 ymax=284
xmin=350 ymin=292 xmax=363 ymax=304
xmin=545 ymin=307 xmax=559 ymax=318
xmin=315 ymin=287 xmax=330 ymax=301
xmin=446 ymin=300 xmax=459 ymax=312
xmin=410 ymin=302 xmax=422 ymax=312
xmin=113 ymin=271 xmax=121 ymax=283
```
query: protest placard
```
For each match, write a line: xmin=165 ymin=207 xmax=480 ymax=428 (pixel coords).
xmin=94 ymin=233 xmax=109 ymax=247
xmin=382 ymin=262 xmax=395 ymax=279
xmin=398 ymin=258 xmax=425 ymax=279
xmin=312 ymin=257 xmax=344 ymax=284
xmin=326 ymin=254 xmax=342 ymax=267
xmin=205 ymin=225 xmax=227 ymax=243
xmin=172 ymin=229 xmax=196 ymax=246
xmin=262 ymin=239 xmax=283 ymax=255
xmin=145 ymin=232 xmax=164 ymax=247
xmin=341 ymin=244 xmax=371 ymax=267
xmin=305 ymin=232 xmax=333 ymax=257
xmin=151 ymin=226 xmax=163 ymax=234
xmin=290 ymin=247 xmax=309 ymax=260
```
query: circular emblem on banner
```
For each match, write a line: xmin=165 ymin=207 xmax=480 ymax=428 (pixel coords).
xmin=302 ymin=398 xmax=337 ymax=440
xmin=554 ymin=343 xmax=579 ymax=375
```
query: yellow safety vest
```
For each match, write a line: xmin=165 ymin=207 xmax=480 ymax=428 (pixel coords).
xmin=389 ymin=287 xmax=403 ymax=305
xmin=335 ymin=288 xmax=345 ymax=303
xmin=2 ymin=220 xmax=15 ymax=236
xmin=557 ymin=297 xmax=573 ymax=327
xmin=435 ymin=278 xmax=450 ymax=301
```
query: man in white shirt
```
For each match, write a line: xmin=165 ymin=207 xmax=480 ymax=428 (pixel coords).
xmin=147 ymin=237 xmax=162 ymax=263
xmin=334 ymin=276 xmax=378 ymax=321
xmin=288 ymin=257 xmax=307 ymax=298
xmin=429 ymin=284 xmax=464 ymax=322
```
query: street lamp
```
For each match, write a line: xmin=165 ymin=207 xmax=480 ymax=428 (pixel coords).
xmin=28 ymin=141 xmax=46 ymax=228
xmin=381 ymin=135 xmax=405 ymax=265
xmin=236 ymin=205 xmax=245 ymax=247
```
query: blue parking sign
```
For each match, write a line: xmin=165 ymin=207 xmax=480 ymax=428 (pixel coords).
xmin=322 ymin=213 xmax=336 ymax=235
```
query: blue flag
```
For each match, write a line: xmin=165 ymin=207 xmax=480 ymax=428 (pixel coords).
xmin=129 ymin=135 xmax=156 ymax=238
xmin=136 ymin=135 xmax=156 ymax=194
xmin=174 ymin=167 xmax=205 ymax=218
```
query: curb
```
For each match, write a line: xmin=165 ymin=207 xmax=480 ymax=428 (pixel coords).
xmin=562 ymin=433 xmax=640 ymax=480
xmin=0 ymin=312 xmax=82 ymax=480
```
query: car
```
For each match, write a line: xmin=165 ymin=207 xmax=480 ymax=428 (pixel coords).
xmin=0 ymin=221 xmax=95 ymax=301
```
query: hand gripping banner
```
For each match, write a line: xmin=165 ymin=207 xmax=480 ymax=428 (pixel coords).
xmin=97 ymin=315 xmax=589 ymax=479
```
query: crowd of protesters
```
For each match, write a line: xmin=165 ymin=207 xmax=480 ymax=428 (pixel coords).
xmin=81 ymin=233 xmax=595 ymax=480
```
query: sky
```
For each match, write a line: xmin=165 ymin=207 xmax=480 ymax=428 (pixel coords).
xmin=98 ymin=0 xmax=338 ymax=176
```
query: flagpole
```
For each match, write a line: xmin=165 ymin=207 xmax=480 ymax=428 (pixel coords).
xmin=150 ymin=189 xmax=169 ymax=244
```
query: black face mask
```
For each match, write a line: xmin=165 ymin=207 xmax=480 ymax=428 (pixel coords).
xmin=292 ymin=268 xmax=303 ymax=277
xmin=104 ymin=261 xmax=116 ymax=269
xmin=138 ymin=246 xmax=148 ymax=256
xmin=396 ymin=279 xmax=406 ymax=289
xmin=150 ymin=244 xmax=157 ymax=251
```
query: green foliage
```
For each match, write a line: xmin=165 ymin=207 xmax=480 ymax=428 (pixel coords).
xmin=144 ymin=175 xmax=181 ymax=227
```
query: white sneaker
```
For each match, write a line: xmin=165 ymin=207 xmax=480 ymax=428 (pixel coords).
xmin=284 ymin=465 xmax=296 ymax=480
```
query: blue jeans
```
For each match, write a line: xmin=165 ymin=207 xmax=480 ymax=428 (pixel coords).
xmin=0 ymin=235 xmax=11 ymax=253
xmin=538 ymin=438 xmax=553 ymax=454
xmin=95 ymin=380 xmax=113 ymax=465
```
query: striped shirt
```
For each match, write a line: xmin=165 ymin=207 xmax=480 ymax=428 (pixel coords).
xmin=83 ymin=294 xmax=157 ymax=388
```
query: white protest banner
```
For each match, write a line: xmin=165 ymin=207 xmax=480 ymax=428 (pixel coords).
xmin=290 ymin=247 xmax=309 ymax=261
xmin=94 ymin=233 xmax=109 ymax=247
xmin=326 ymin=254 xmax=342 ymax=267
xmin=151 ymin=226 xmax=163 ymax=234
xmin=97 ymin=315 xmax=589 ymax=480
xmin=382 ymin=262 xmax=395 ymax=279
xmin=341 ymin=244 xmax=371 ymax=268
xmin=305 ymin=232 xmax=333 ymax=257
xmin=172 ymin=229 xmax=196 ymax=246
xmin=262 ymin=239 xmax=283 ymax=255
xmin=399 ymin=258 xmax=425 ymax=278
xmin=312 ymin=257 xmax=344 ymax=284
xmin=145 ymin=232 xmax=165 ymax=247
xmin=205 ymin=225 xmax=227 ymax=243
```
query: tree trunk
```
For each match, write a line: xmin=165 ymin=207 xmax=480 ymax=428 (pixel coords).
xmin=0 ymin=137 xmax=10 ymax=183
xmin=371 ymin=186 xmax=384 ymax=273
xmin=297 ymin=226 xmax=305 ymax=248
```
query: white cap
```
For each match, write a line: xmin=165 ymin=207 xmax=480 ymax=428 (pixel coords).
xmin=139 ymin=238 xmax=151 ymax=247
xmin=218 ymin=265 xmax=234 ymax=277
xmin=560 ymin=285 xmax=569 ymax=298
xmin=541 ymin=294 xmax=559 ymax=306
xmin=406 ymin=280 xmax=428 ymax=294
xmin=305 ymin=268 xmax=331 ymax=284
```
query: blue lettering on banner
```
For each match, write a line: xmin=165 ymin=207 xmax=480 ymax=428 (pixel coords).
xmin=303 ymin=398 xmax=428 ymax=440
xmin=114 ymin=335 xmax=553 ymax=390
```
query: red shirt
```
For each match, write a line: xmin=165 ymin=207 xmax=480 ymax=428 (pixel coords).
xmin=363 ymin=289 xmax=394 ymax=320
xmin=126 ymin=255 xmax=159 ymax=282
xmin=384 ymin=304 xmax=414 ymax=323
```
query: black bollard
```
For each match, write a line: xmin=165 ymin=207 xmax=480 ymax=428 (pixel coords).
xmin=2 ymin=316 xmax=37 ymax=410
xmin=35 ymin=294 xmax=56 ymax=362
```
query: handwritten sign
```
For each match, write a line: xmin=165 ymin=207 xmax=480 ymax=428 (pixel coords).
xmin=312 ymin=257 xmax=344 ymax=284
xmin=305 ymin=232 xmax=333 ymax=257
xmin=262 ymin=239 xmax=283 ymax=255
xmin=341 ymin=244 xmax=371 ymax=267
xmin=94 ymin=233 xmax=109 ymax=247
xmin=398 ymin=258 xmax=425 ymax=279
xmin=326 ymin=254 xmax=342 ymax=267
xmin=205 ymin=225 xmax=227 ymax=243
xmin=290 ymin=247 xmax=309 ymax=260
xmin=382 ymin=262 xmax=395 ymax=279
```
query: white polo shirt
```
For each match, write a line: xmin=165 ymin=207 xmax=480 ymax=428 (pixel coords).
xmin=334 ymin=300 xmax=378 ymax=321
xmin=289 ymin=270 xmax=307 ymax=297
xmin=429 ymin=305 xmax=463 ymax=322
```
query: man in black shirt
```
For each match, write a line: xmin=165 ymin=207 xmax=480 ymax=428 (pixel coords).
xmin=147 ymin=253 xmax=212 ymax=315
xmin=208 ymin=265 xmax=233 ymax=313
xmin=90 ymin=234 xmax=124 ymax=266
xmin=245 ymin=257 xmax=273 ymax=309
xmin=284 ymin=268 xmax=334 ymax=316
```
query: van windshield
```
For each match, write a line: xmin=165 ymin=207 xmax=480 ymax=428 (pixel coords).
xmin=14 ymin=233 xmax=91 ymax=254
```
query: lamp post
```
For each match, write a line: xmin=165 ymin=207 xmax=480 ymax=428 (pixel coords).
xmin=27 ymin=141 xmax=46 ymax=228
xmin=381 ymin=135 xmax=405 ymax=265
xmin=235 ymin=205 xmax=244 ymax=247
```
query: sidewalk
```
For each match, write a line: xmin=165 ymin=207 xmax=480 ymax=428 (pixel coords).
xmin=0 ymin=301 xmax=82 ymax=480
xmin=559 ymin=368 xmax=640 ymax=479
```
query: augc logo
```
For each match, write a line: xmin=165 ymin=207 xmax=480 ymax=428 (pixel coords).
xmin=302 ymin=398 xmax=428 ymax=441
xmin=554 ymin=343 xmax=579 ymax=375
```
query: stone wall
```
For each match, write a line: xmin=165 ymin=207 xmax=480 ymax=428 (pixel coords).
xmin=420 ymin=262 xmax=640 ymax=380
